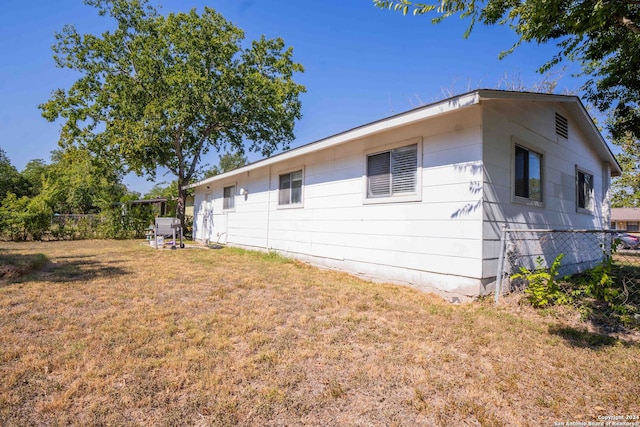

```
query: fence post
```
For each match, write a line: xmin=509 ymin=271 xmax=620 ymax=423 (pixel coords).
xmin=494 ymin=225 xmax=508 ymax=305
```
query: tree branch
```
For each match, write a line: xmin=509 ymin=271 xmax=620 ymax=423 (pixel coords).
xmin=615 ymin=15 xmax=640 ymax=34
xmin=185 ymin=122 xmax=219 ymax=180
xmin=173 ymin=125 xmax=184 ymax=179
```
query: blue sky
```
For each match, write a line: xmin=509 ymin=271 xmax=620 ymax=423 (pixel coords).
xmin=0 ymin=0 xmax=588 ymax=195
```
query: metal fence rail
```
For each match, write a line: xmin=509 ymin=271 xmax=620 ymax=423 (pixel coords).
xmin=495 ymin=228 xmax=640 ymax=330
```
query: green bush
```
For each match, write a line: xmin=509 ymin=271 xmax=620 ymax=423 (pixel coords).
xmin=511 ymin=246 xmax=639 ymax=330
xmin=25 ymin=197 xmax=53 ymax=240
xmin=97 ymin=202 xmax=156 ymax=239
xmin=511 ymin=254 xmax=569 ymax=308
xmin=0 ymin=193 xmax=52 ymax=241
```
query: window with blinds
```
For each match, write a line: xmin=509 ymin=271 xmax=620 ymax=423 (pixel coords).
xmin=367 ymin=144 xmax=418 ymax=198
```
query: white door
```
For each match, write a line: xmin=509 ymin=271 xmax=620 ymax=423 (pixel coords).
xmin=203 ymin=192 xmax=214 ymax=243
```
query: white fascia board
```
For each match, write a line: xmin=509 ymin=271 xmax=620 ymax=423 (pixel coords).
xmin=185 ymin=91 xmax=481 ymax=190
xmin=567 ymin=102 xmax=622 ymax=176
xmin=476 ymin=89 xmax=577 ymax=103
xmin=183 ymin=89 xmax=621 ymax=189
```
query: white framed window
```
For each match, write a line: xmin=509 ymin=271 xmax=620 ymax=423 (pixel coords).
xmin=576 ymin=167 xmax=594 ymax=213
xmin=279 ymin=169 xmax=303 ymax=206
xmin=364 ymin=139 xmax=421 ymax=204
xmin=223 ymin=185 xmax=235 ymax=210
xmin=514 ymin=143 xmax=543 ymax=205
xmin=628 ymin=222 xmax=639 ymax=232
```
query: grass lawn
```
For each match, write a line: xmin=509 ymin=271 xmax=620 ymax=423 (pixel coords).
xmin=0 ymin=240 xmax=638 ymax=426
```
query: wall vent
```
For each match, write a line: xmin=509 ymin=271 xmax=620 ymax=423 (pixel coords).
xmin=556 ymin=113 xmax=568 ymax=139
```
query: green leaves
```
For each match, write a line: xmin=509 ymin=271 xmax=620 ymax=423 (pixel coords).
xmin=610 ymin=132 xmax=640 ymax=208
xmin=40 ymin=0 xmax=305 ymax=224
xmin=373 ymin=0 xmax=640 ymax=141
xmin=0 ymin=148 xmax=29 ymax=202
xmin=38 ymin=147 xmax=126 ymax=214
xmin=0 ymin=192 xmax=53 ymax=241
xmin=511 ymin=254 xmax=567 ymax=308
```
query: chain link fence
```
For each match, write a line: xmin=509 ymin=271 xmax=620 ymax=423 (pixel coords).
xmin=495 ymin=228 xmax=640 ymax=331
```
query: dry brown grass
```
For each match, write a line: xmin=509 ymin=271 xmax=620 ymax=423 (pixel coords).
xmin=0 ymin=240 xmax=638 ymax=426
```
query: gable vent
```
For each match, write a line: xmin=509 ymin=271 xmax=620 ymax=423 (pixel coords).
xmin=555 ymin=113 xmax=568 ymax=139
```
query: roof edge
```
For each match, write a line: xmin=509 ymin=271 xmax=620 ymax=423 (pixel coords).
xmin=186 ymin=89 xmax=621 ymax=189
xmin=186 ymin=90 xmax=482 ymax=189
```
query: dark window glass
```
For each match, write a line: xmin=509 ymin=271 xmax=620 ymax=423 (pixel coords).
xmin=514 ymin=145 xmax=542 ymax=202
xmin=577 ymin=170 xmax=593 ymax=210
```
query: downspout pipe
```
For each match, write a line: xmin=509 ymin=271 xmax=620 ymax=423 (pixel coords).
xmin=266 ymin=165 xmax=272 ymax=250
xmin=494 ymin=225 xmax=508 ymax=304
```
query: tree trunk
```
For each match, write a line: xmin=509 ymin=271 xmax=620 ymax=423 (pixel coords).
xmin=176 ymin=177 xmax=187 ymax=236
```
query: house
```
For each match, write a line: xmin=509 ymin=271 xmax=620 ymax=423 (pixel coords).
xmin=186 ymin=90 xmax=621 ymax=298
xmin=184 ymin=194 xmax=195 ymax=218
xmin=611 ymin=208 xmax=640 ymax=232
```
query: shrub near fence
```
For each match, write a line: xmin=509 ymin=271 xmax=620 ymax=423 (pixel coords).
xmin=496 ymin=229 xmax=640 ymax=331
xmin=1 ymin=209 xmax=191 ymax=242
xmin=0 ymin=205 xmax=161 ymax=242
xmin=50 ymin=214 xmax=102 ymax=240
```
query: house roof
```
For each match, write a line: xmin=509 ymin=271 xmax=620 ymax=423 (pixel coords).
xmin=186 ymin=89 xmax=621 ymax=190
xmin=611 ymin=208 xmax=640 ymax=221
xmin=129 ymin=198 xmax=168 ymax=204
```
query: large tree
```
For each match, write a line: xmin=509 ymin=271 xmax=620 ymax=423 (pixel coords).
xmin=610 ymin=133 xmax=640 ymax=207
xmin=374 ymin=0 xmax=640 ymax=140
xmin=20 ymin=159 xmax=50 ymax=198
xmin=0 ymin=148 xmax=28 ymax=203
xmin=204 ymin=150 xmax=248 ymax=178
xmin=40 ymin=0 xmax=305 ymax=228
xmin=40 ymin=148 xmax=127 ymax=214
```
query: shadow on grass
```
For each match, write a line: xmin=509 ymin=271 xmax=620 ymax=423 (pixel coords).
xmin=41 ymin=257 xmax=130 ymax=282
xmin=548 ymin=325 xmax=639 ymax=349
xmin=0 ymin=253 xmax=48 ymax=284
xmin=1 ymin=253 xmax=130 ymax=284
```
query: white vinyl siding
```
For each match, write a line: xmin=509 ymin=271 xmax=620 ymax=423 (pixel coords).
xmin=190 ymin=94 xmax=614 ymax=296
xmin=367 ymin=144 xmax=418 ymax=199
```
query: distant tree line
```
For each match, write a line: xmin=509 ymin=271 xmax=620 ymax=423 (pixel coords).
xmin=0 ymin=146 xmax=247 ymax=241
xmin=0 ymin=146 xmax=141 ymax=240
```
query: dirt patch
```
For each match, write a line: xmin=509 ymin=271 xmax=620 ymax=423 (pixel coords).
xmin=0 ymin=252 xmax=48 ymax=284
xmin=0 ymin=264 xmax=22 ymax=281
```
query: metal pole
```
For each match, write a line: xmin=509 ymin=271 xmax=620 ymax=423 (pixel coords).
xmin=154 ymin=220 xmax=158 ymax=249
xmin=494 ymin=225 xmax=508 ymax=305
